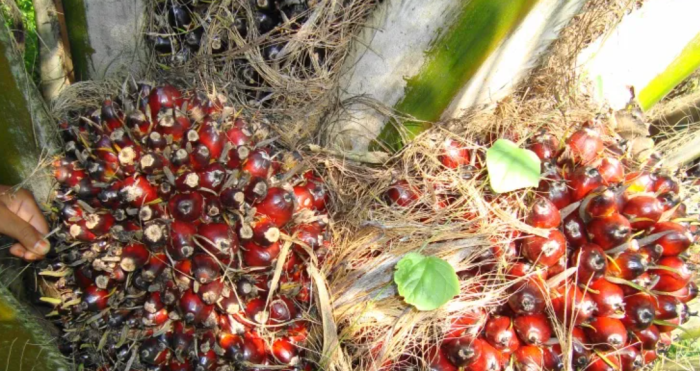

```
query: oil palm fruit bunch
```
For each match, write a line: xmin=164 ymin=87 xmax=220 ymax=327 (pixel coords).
xmin=384 ymin=121 xmax=698 ymax=371
xmin=42 ymin=84 xmax=331 ymax=370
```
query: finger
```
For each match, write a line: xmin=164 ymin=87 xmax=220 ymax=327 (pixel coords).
xmin=9 ymin=243 xmax=44 ymax=261
xmin=0 ymin=204 xmax=50 ymax=256
xmin=4 ymin=189 xmax=49 ymax=235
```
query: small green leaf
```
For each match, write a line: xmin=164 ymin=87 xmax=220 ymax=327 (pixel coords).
xmin=394 ymin=252 xmax=460 ymax=311
xmin=486 ymin=139 xmax=541 ymax=193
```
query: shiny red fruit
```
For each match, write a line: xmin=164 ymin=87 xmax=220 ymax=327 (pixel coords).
xmin=550 ymin=284 xmax=595 ymax=325
xmin=573 ymin=244 xmax=607 ymax=283
xmin=584 ymin=317 xmax=628 ymax=349
xmin=608 ymin=252 xmax=647 ymax=280
xmin=484 ymin=316 xmax=520 ymax=354
xmin=242 ymin=240 xmax=281 ymax=267
xmin=566 ymin=128 xmax=603 ymax=164
xmin=251 ymin=215 xmax=281 ymax=247
xmin=584 ymin=188 xmax=621 ymax=219
xmin=148 ymin=85 xmax=183 ymax=122
xmin=514 ymin=314 xmax=551 ymax=345
xmin=168 ymin=192 xmax=205 ymax=222
xmin=543 ymin=180 xmax=572 ymax=209
xmin=513 ymin=345 xmax=544 ymax=371
xmin=526 ymin=197 xmax=561 ymax=228
xmin=652 ymin=174 xmax=679 ymax=194
xmin=670 ymin=281 xmax=698 ymax=304
xmin=569 ymin=167 xmax=604 ymax=201
xmin=632 ymin=324 xmax=660 ymax=350
xmin=651 ymin=256 xmax=693 ymax=292
xmin=256 ymin=187 xmax=294 ymax=227
xmin=120 ymin=243 xmax=150 ymax=272
xmin=649 ymin=222 xmax=693 ymax=257
xmin=428 ymin=348 xmax=458 ymax=371
xmin=83 ymin=285 xmax=109 ymax=311
xmin=169 ymin=220 xmax=197 ymax=260
xmin=121 ymin=176 xmax=158 ymax=207
xmin=440 ymin=139 xmax=470 ymax=168
xmin=242 ymin=332 xmax=267 ymax=364
xmin=521 ymin=229 xmax=567 ymax=267
xmin=139 ymin=337 xmax=170 ymax=366
xmin=587 ymin=351 xmax=620 ymax=371
xmin=587 ymin=212 xmax=631 ymax=250
xmin=442 ymin=337 xmax=483 ymax=367
xmin=508 ymin=280 xmax=546 ymax=315
xmin=192 ymin=254 xmax=220 ymax=284
xmin=385 ymin=180 xmax=419 ymax=207
xmin=305 ymin=178 xmax=329 ymax=211
xmin=563 ymin=213 xmax=589 ymax=248
xmin=588 ymin=279 xmax=625 ymax=317
xmin=197 ymin=121 xmax=224 ymax=160
xmin=597 ymin=157 xmax=624 ymax=184
xmin=179 ymin=289 xmax=213 ymax=325
xmin=621 ymin=293 xmax=656 ymax=330
xmin=622 ymin=195 xmax=663 ymax=230
xmin=272 ymin=338 xmax=298 ymax=365
xmin=197 ymin=222 xmax=238 ymax=257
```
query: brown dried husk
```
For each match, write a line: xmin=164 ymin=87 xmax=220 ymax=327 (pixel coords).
xmin=304 ymin=0 xmax=700 ymax=370
xmin=144 ymin=0 xmax=378 ymax=144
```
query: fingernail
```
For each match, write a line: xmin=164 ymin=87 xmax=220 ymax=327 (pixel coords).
xmin=33 ymin=239 xmax=50 ymax=255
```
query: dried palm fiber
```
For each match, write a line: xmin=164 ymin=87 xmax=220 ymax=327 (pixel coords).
xmin=143 ymin=0 xmax=378 ymax=144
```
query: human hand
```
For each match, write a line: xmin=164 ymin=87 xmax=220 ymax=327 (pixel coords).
xmin=0 ymin=185 xmax=50 ymax=261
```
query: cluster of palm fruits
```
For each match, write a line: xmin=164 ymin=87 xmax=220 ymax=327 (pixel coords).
xmin=149 ymin=0 xmax=313 ymax=66
xmin=43 ymin=84 xmax=331 ymax=370
xmin=385 ymin=122 xmax=698 ymax=371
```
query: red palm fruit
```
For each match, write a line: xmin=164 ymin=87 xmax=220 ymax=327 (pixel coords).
xmin=243 ymin=240 xmax=281 ymax=267
xmin=526 ymin=197 xmax=561 ymax=228
xmin=143 ymin=220 xmax=168 ymax=248
xmin=656 ymin=191 xmax=680 ymax=212
xmin=269 ymin=296 xmax=297 ymax=323
xmin=148 ymin=85 xmax=183 ymax=121
xmin=220 ymin=187 xmax=245 ymax=211
xmin=656 ymin=309 xmax=690 ymax=332
xmin=293 ymin=185 xmax=314 ymax=212
xmin=584 ymin=188 xmax=621 ymax=219
xmin=126 ymin=110 xmax=150 ymax=138
xmin=597 ymin=157 xmax=625 ymax=184
xmin=649 ymin=222 xmax=693 ymax=257
xmin=176 ymin=172 xmax=201 ymax=192
xmin=168 ymin=359 xmax=193 ymax=371
xmin=542 ymin=346 xmax=563 ymax=371
xmin=654 ymin=295 xmax=683 ymax=320
xmin=567 ymin=327 xmax=591 ymax=368
xmin=192 ymin=254 xmax=220 ymax=284
xmin=625 ymin=172 xmax=655 ymax=193
xmin=139 ymin=203 xmax=165 ymax=222
xmin=622 ymin=195 xmax=663 ymax=230
xmin=514 ymin=314 xmax=552 ymax=345
xmin=442 ymin=337 xmax=483 ymax=368
xmin=651 ymin=256 xmax=693 ymax=292
xmin=587 ymin=212 xmax=631 ymax=250
xmin=242 ymin=332 xmax=267 ymax=364
xmin=225 ymin=126 xmax=252 ymax=146
xmin=620 ymin=293 xmax=656 ymax=330
xmin=244 ymin=297 xmax=267 ymax=324
xmin=242 ymin=149 xmax=272 ymax=179
xmin=143 ymin=307 xmax=170 ymax=326
xmin=642 ymin=349 xmax=657 ymax=364
xmin=251 ymin=215 xmax=281 ymax=247
xmin=142 ymin=253 xmax=168 ymax=282
xmin=573 ymin=244 xmax=607 ymax=283
xmin=587 ymin=351 xmax=620 ymax=371
xmin=632 ymin=324 xmax=660 ymax=350
xmin=529 ymin=142 xmax=556 ymax=161
xmin=465 ymin=341 xmax=503 ymax=371
xmin=68 ymin=220 xmax=97 ymax=242
xmin=197 ymin=223 xmax=238 ymax=257
xmin=156 ymin=112 xmax=190 ymax=144
xmin=223 ymin=144 xmax=250 ymax=169
xmin=440 ymin=139 xmax=470 ymax=168
xmin=618 ymin=346 xmax=644 ymax=371
xmin=190 ymin=143 xmax=212 ymax=171
xmin=140 ymin=337 xmax=170 ymax=366
xmin=671 ymin=281 xmax=698 ymax=304
xmin=272 ymin=338 xmax=298 ymax=365
xmin=484 ymin=316 xmax=520 ymax=353
xmin=120 ymin=243 xmax=150 ymax=272
xmin=428 ymin=348 xmax=458 ymax=371
xmin=243 ymin=176 xmax=269 ymax=204
xmin=168 ymin=192 xmax=205 ymax=222
xmin=585 ymin=317 xmax=628 ymax=349
xmin=196 ymin=121 xmax=224 ymax=160
xmin=563 ymin=213 xmax=589 ymax=248
xmin=621 ymin=272 xmax=656 ymax=296
xmin=506 ymin=262 xmax=548 ymax=281
xmin=551 ymin=284 xmax=595 ymax=325
xmin=256 ymin=187 xmax=294 ymax=227
xmin=170 ymin=148 xmax=191 ymax=170
xmin=569 ymin=167 xmax=604 ymax=201
xmin=219 ymin=332 xmax=244 ymax=361
xmin=305 ymin=178 xmax=329 ymax=211
xmin=117 ymin=145 xmax=141 ymax=175
xmin=513 ymin=345 xmax=544 ymax=371
xmin=445 ymin=308 xmax=485 ymax=338
xmin=83 ymin=285 xmax=109 ymax=311
xmin=100 ymin=98 xmax=123 ymax=132
xmin=566 ymin=128 xmax=603 ymax=164
xmin=121 ymin=176 xmax=158 ymax=207
xmin=508 ymin=279 xmax=546 ymax=315
xmin=179 ymin=289 xmax=214 ymax=325
xmin=385 ymin=180 xmax=419 ymax=207
xmin=652 ymin=174 xmax=679 ymax=194
xmin=84 ymin=213 xmax=115 ymax=236
xmin=194 ymin=349 xmax=217 ymax=371
xmin=169 ymin=220 xmax=197 ymax=260
xmin=608 ymin=252 xmax=648 ymax=280
xmin=144 ymin=292 xmax=164 ymax=314
xmin=197 ymin=163 xmax=226 ymax=193
xmin=588 ymin=278 xmax=625 ymax=316
xmin=543 ymin=180 xmax=572 ymax=209
xmin=521 ymin=230 xmax=567 ymax=267
xmin=199 ymin=280 xmax=224 ymax=305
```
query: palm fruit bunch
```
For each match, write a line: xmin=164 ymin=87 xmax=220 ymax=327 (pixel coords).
xmin=149 ymin=0 xmax=313 ymax=66
xmin=384 ymin=121 xmax=698 ymax=371
xmin=42 ymin=84 xmax=331 ymax=371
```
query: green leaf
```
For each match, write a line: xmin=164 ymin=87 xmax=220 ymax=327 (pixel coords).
xmin=486 ymin=139 xmax=541 ymax=193
xmin=394 ymin=252 xmax=460 ymax=311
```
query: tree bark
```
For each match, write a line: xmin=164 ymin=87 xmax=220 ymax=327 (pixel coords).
xmin=33 ymin=0 xmax=70 ymax=101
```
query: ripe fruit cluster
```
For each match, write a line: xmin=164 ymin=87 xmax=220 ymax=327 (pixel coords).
xmin=386 ymin=124 xmax=698 ymax=371
xmin=45 ymin=84 xmax=331 ymax=370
